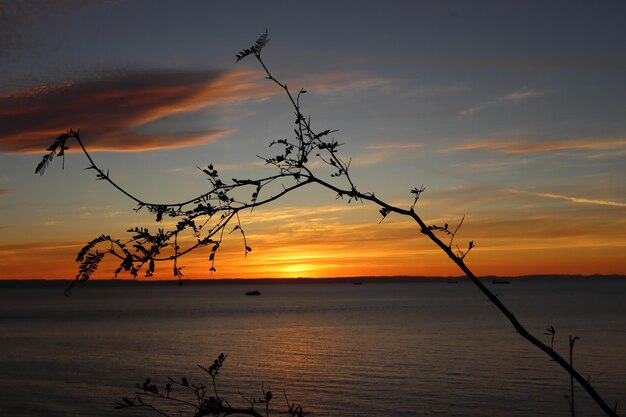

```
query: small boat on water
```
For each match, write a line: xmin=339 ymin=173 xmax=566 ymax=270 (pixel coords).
xmin=245 ymin=290 xmax=261 ymax=296
xmin=492 ymin=279 xmax=510 ymax=284
xmin=353 ymin=281 xmax=363 ymax=285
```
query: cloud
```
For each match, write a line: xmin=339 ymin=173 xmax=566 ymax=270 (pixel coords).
xmin=0 ymin=240 xmax=82 ymax=254
xmin=503 ymin=89 xmax=546 ymax=101
xmin=506 ymin=188 xmax=626 ymax=208
xmin=445 ymin=138 xmax=626 ymax=154
xmin=246 ymin=205 xmax=367 ymax=224
xmin=460 ymin=88 xmax=549 ymax=117
xmin=344 ymin=143 xmax=425 ymax=166
xmin=292 ymin=72 xmax=391 ymax=95
xmin=365 ymin=143 xmax=423 ymax=150
xmin=0 ymin=69 xmax=274 ymax=153
xmin=0 ymin=188 xmax=12 ymax=197
xmin=444 ymin=139 xmax=515 ymax=152
xmin=1 ymin=68 xmax=395 ymax=154
xmin=43 ymin=220 xmax=64 ymax=227
xmin=500 ymin=139 xmax=626 ymax=154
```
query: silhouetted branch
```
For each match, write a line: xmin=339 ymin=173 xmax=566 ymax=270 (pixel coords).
xmin=569 ymin=335 xmax=581 ymax=417
xmin=544 ymin=325 xmax=556 ymax=350
xmin=117 ymin=354 xmax=292 ymax=417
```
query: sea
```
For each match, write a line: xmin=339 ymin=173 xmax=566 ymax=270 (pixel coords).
xmin=0 ymin=277 xmax=624 ymax=417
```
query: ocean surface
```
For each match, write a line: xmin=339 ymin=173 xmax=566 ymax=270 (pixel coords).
xmin=0 ymin=278 xmax=625 ymax=417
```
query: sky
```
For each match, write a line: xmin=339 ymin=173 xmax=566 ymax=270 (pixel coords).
xmin=1 ymin=0 xmax=625 ymax=280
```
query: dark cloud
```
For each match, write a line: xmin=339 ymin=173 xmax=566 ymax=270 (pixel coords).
xmin=0 ymin=66 xmax=385 ymax=153
xmin=0 ymin=68 xmax=266 ymax=153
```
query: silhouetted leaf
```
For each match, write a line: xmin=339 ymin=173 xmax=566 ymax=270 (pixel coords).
xmin=76 ymin=235 xmax=111 ymax=262
xmin=75 ymin=251 xmax=105 ymax=282
xmin=236 ymin=31 xmax=269 ymax=61
xmin=35 ymin=153 xmax=54 ymax=175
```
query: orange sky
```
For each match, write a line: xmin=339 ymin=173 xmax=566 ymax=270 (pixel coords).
xmin=2 ymin=197 xmax=625 ymax=280
xmin=1 ymin=2 xmax=626 ymax=280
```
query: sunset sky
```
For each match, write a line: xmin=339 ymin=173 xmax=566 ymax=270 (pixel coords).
xmin=1 ymin=1 xmax=625 ymax=279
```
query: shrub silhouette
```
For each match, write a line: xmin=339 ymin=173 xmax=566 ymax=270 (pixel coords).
xmin=115 ymin=353 xmax=308 ymax=417
xmin=37 ymin=32 xmax=620 ymax=417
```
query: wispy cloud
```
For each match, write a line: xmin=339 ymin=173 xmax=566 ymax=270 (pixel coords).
xmin=366 ymin=143 xmax=423 ymax=150
xmin=501 ymin=139 xmax=626 ymax=154
xmin=0 ymin=188 xmax=12 ymax=197
xmin=0 ymin=69 xmax=260 ymax=153
xmin=1 ymin=68 xmax=395 ymax=154
xmin=445 ymin=138 xmax=626 ymax=154
xmin=292 ymin=72 xmax=390 ymax=95
xmin=507 ymin=188 xmax=626 ymax=208
xmin=586 ymin=148 xmax=626 ymax=159
xmin=43 ymin=220 xmax=64 ymax=227
xmin=348 ymin=143 xmax=425 ymax=166
xmin=0 ymin=240 xmax=83 ymax=255
xmin=460 ymin=87 xmax=549 ymax=117
xmin=443 ymin=139 xmax=513 ymax=152
xmin=244 ymin=205 xmax=365 ymax=224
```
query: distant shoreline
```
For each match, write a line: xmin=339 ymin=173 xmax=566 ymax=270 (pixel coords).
xmin=0 ymin=274 xmax=624 ymax=288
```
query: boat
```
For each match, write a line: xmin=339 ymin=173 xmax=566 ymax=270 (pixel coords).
xmin=245 ymin=290 xmax=261 ymax=296
xmin=353 ymin=281 xmax=363 ymax=285
xmin=492 ymin=279 xmax=510 ymax=284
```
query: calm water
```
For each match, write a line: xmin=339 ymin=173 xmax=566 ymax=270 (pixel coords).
xmin=0 ymin=279 xmax=625 ymax=417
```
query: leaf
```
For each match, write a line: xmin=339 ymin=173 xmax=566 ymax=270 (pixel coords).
xmin=35 ymin=153 xmax=54 ymax=175
xmin=235 ymin=31 xmax=269 ymax=61
xmin=76 ymin=235 xmax=111 ymax=262
xmin=142 ymin=378 xmax=151 ymax=390
xmin=236 ymin=47 xmax=255 ymax=62
xmin=75 ymin=251 xmax=105 ymax=282
xmin=255 ymin=30 xmax=269 ymax=51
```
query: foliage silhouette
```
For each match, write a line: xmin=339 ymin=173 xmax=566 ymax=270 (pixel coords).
xmin=37 ymin=32 xmax=620 ymax=417
xmin=115 ymin=353 xmax=308 ymax=417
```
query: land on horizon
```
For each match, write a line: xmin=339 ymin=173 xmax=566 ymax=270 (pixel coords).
xmin=1 ymin=274 xmax=624 ymax=288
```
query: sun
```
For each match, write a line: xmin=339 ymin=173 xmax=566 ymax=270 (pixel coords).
xmin=278 ymin=263 xmax=315 ymax=278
